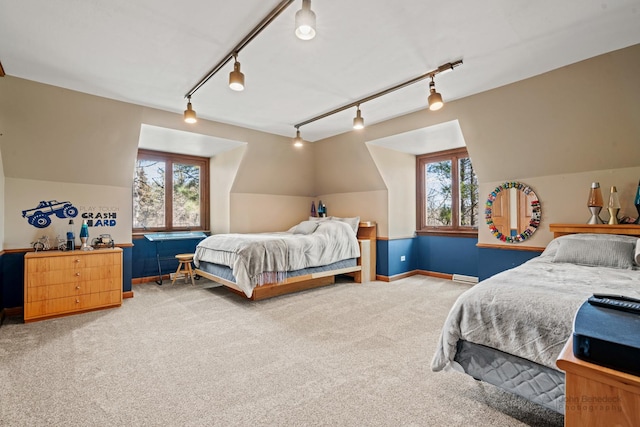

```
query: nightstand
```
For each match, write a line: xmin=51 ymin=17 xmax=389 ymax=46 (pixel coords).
xmin=556 ymin=336 xmax=640 ymax=426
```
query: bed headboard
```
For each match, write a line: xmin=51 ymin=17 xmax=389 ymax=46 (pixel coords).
xmin=549 ymin=223 xmax=640 ymax=239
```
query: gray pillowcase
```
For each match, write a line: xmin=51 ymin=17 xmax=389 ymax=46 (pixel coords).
xmin=553 ymin=238 xmax=635 ymax=269
xmin=293 ymin=220 xmax=319 ymax=235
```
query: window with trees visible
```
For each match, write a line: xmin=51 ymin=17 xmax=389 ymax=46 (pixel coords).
xmin=133 ymin=149 xmax=209 ymax=231
xmin=416 ymin=147 xmax=478 ymax=235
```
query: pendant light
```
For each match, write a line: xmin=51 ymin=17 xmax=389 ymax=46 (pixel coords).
xmin=229 ymin=53 xmax=245 ymax=91
xmin=428 ymin=76 xmax=443 ymax=111
xmin=295 ymin=0 xmax=316 ymax=40
xmin=293 ymin=128 xmax=304 ymax=147
xmin=184 ymin=96 xmax=197 ymax=123
xmin=353 ymin=106 xmax=364 ymax=130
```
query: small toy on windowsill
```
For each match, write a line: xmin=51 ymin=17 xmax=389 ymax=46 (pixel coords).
xmin=92 ymin=234 xmax=114 ymax=249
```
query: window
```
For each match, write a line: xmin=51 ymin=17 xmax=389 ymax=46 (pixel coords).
xmin=416 ymin=147 xmax=478 ymax=235
xmin=133 ymin=149 xmax=209 ymax=232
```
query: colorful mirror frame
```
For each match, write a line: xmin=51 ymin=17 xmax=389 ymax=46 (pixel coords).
xmin=485 ymin=181 xmax=541 ymax=243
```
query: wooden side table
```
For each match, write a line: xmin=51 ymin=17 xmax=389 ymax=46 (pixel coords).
xmin=356 ymin=221 xmax=376 ymax=281
xmin=556 ymin=336 xmax=640 ymax=426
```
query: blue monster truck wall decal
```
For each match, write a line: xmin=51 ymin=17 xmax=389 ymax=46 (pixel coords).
xmin=22 ymin=200 xmax=79 ymax=228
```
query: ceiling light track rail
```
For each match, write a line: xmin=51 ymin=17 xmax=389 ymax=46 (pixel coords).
xmin=293 ymin=60 xmax=462 ymax=130
xmin=184 ymin=0 xmax=295 ymax=99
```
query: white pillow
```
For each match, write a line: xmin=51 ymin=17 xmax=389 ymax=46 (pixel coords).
xmin=552 ymin=238 xmax=635 ymax=270
xmin=293 ymin=220 xmax=320 ymax=235
xmin=331 ymin=216 xmax=360 ymax=234
xmin=635 ymin=239 xmax=640 ymax=266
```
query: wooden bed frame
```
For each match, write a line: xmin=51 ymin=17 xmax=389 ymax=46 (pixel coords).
xmin=195 ymin=263 xmax=362 ymax=301
xmin=194 ymin=221 xmax=377 ymax=301
xmin=549 ymin=223 xmax=640 ymax=238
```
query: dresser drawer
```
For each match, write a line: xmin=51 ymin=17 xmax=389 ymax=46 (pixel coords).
xmin=26 ymin=278 xmax=121 ymax=302
xmin=26 ymin=252 xmax=120 ymax=272
xmin=26 ymin=264 xmax=120 ymax=288
xmin=24 ymin=290 xmax=122 ymax=320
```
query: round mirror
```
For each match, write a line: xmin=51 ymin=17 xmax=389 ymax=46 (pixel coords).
xmin=485 ymin=182 xmax=541 ymax=243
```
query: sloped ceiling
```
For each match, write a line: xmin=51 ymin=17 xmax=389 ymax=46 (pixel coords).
xmin=0 ymin=1 xmax=639 ymax=142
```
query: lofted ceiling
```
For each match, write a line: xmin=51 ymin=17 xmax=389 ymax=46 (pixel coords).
xmin=1 ymin=1 xmax=639 ymax=142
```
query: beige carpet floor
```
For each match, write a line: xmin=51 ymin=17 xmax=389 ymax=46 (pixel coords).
xmin=0 ymin=275 xmax=563 ymax=426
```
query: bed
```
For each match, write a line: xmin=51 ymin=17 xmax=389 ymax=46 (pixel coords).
xmin=431 ymin=226 xmax=640 ymax=414
xmin=193 ymin=217 xmax=363 ymax=300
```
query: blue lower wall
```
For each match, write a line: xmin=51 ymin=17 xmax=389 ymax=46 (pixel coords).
xmin=477 ymin=247 xmax=540 ymax=281
xmin=377 ymin=235 xmax=540 ymax=281
xmin=131 ymin=236 xmax=206 ymax=280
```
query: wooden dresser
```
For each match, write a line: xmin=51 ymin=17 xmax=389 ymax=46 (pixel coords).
xmin=24 ymin=248 xmax=123 ymax=322
xmin=557 ymin=336 xmax=640 ymax=426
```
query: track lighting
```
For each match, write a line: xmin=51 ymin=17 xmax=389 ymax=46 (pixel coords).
xmin=294 ymin=60 xmax=462 ymax=138
xmin=293 ymin=128 xmax=304 ymax=147
xmin=229 ymin=54 xmax=245 ymax=91
xmin=184 ymin=96 xmax=197 ymax=124
xmin=428 ymin=76 xmax=443 ymax=111
xmin=295 ymin=0 xmax=316 ymax=40
xmin=353 ymin=106 xmax=364 ymax=130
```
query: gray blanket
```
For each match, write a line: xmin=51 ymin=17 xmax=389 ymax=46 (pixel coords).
xmin=194 ymin=220 xmax=360 ymax=297
xmin=431 ymin=233 xmax=640 ymax=372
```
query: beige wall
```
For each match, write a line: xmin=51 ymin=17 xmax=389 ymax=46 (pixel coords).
xmin=315 ymin=44 xmax=640 ymax=245
xmin=230 ymin=193 xmax=316 ymax=233
xmin=211 ymin=145 xmax=246 ymax=234
xmin=0 ymin=76 xmax=317 ymax=245
xmin=480 ymin=166 xmax=640 ymax=248
xmin=4 ymin=178 xmax=131 ymax=249
xmin=1 ymin=44 xmax=639 ymax=248
xmin=366 ymin=144 xmax=415 ymax=238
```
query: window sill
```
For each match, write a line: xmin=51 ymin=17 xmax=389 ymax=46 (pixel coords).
xmin=416 ymin=229 xmax=478 ymax=238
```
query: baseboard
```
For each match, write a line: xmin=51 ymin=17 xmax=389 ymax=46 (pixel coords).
xmin=132 ymin=274 xmax=170 ymax=285
xmin=4 ymin=307 xmax=23 ymax=318
xmin=123 ymin=291 xmax=134 ymax=299
xmin=377 ymin=270 xmax=455 ymax=282
xmin=416 ymin=270 xmax=454 ymax=280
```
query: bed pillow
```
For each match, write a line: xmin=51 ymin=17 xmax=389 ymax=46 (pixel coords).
xmin=552 ymin=238 xmax=635 ymax=269
xmin=293 ymin=220 xmax=320 ymax=235
xmin=331 ymin=216 xmax=360 ymax=234
xmin=635 ymin=240 xmax=640 ymax=266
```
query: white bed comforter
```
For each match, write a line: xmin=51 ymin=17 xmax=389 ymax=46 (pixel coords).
xmin=194 ymin=220 xmax=360 ymax=297
xmin=431 ymin=234 xmax=640 ymax=372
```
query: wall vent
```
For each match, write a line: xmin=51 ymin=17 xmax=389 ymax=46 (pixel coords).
xmin=452 ymin=274 xmax=479 ymax=284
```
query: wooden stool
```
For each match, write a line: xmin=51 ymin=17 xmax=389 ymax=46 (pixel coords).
xmin=172 ymin=253 xmax=195 ymax=285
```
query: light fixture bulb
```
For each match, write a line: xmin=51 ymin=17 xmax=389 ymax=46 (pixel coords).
xmin=295 ymin=0 xmax=316 ymax=40
xmin=229 ymin=59 xmax=245 ymax=91
xmin=184 ymin=98 xmax=197 ymax=124
xmin=428 ymin=79 xmax=443 ymax=111
xmin=293 ymin=129 xmax=304 ymax=147
xmin=353 ymin=107 xmax=364 ymax=130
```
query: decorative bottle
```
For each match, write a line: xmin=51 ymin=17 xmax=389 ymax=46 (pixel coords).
xmin=311 ymin=201 xmax=317 ymax=217
xmin=79 ymin=220 xmax=91 ymax=251
xmin=634 ymin=180 xmax=640 ymax=225
xmin=66 ymin=219 xmax=75 ymax=251
xmin=608 ymin=186 xmax=621 ymax=225
xmin=587 ymin=182 xmax=604 ymax=224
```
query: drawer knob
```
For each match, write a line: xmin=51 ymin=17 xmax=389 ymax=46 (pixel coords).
xmin=75 ymin=299 xmax=80 ymax=303
xmin=74 ymin=259 xmax=80 ymax=263
xmin=76 ymin=286 xmax=81 ymax=290
xmin=75 ymin=272 xmax=81 ymax=276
